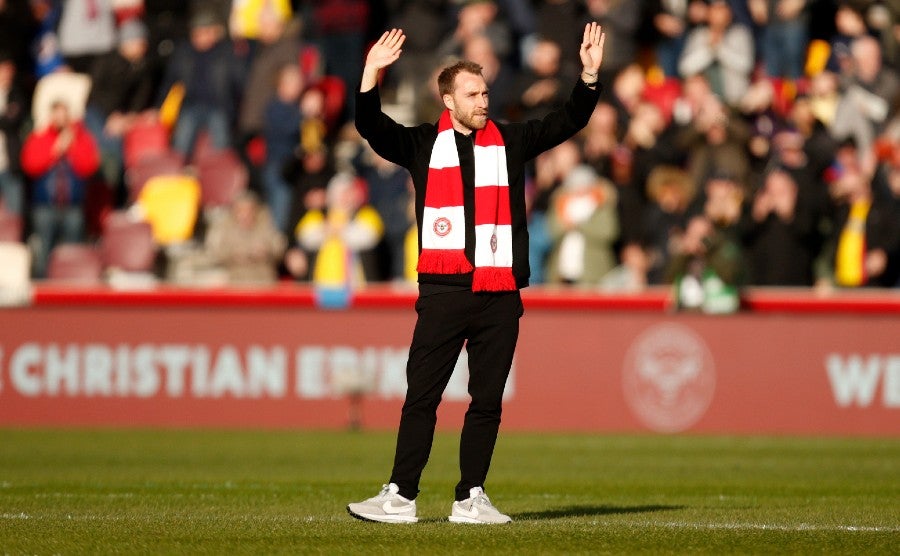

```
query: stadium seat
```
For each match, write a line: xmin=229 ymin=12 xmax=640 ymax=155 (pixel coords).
xmin=189 ymin=130 xmax=218 ymax=165
xmin=100 ymin=213 xmax=157 ymax=272
xmin=134 ymin=174 xmax=201 ymax=245
xmin=46 ymin=243 xmax=104 ymax=284
xmin=195 ymin=151 xmax=248 ymax=209
xmin=0 ymin=210 xmax=23 ymax=242
xmin=123 ymin=119 xmax=172 ymax=169
xmin=0 ymin=242 xmax=31 ymax=305
xmin=125 ymin=151 xmax=185 ymax=203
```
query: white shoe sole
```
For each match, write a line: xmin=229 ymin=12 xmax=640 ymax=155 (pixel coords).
xmin=448 ymin=515 xmax=511 ymax=524
xmin=347 ymin=507 xmax=418 ymax=523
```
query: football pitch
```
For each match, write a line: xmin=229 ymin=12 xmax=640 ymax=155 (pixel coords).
xmin=1 ymin=429 xmax=897 ymax=554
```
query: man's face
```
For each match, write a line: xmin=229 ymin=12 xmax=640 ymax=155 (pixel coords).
xmin=190 ymin=24 xmax=222 ymax=51
xmin=50 ymin=103 xmax=71 ymax=129
xmin=0 ymin=61 xmax=14 ymax=89
xmin=444 ymin=71 xmax=489 ymax=132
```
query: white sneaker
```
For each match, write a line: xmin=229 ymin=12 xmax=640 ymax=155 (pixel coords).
xmin=449 ymin=487 xmax=512 ymax=524
xmin=347 ymin=483 xmax=418 ymax=523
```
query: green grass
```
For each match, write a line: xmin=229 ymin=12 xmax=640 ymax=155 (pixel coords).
xmin=0 ymin=430 xmax=898 ymax=554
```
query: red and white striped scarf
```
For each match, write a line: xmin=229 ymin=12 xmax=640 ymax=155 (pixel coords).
xmin=417 ymin=110 xmax=516 ymax=291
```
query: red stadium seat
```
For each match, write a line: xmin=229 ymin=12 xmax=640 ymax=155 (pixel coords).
xmin=46 ymin=243 xmax=104 ymax=284
xmin=195 ymin=151 xmax=248 ymax=209
xmin=0 ymin=210 xmax=23 ymax=242
xmin=125 ymin=151 xmax=185 ymax=203
xmin=100 ymin=213 xmax=157 ymax=272
xmin=123 ymin=120 xmax=171 ymax=169
xmin=316 ymin=75 xmax=346 ymax=130
xmin=189 ymin=130 xmax=219 ymax=166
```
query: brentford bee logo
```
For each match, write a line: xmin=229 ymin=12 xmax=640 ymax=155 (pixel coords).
xmin=433 ymin=217 xmax=452 ymax=237
xmin=622 ymin=323 xmax=716 ymax=433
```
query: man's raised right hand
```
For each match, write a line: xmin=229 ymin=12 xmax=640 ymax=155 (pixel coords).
xmin=361 ymin=28 xmax=406 ymax=92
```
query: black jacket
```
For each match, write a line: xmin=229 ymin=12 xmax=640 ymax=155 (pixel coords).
xmin=355 ymin=79 xmax=600 ymax=288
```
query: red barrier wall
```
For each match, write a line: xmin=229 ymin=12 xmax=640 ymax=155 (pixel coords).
xmin=1 ymin=285 xmax=898 ymax=435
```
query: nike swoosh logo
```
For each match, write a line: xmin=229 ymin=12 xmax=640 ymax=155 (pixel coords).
xmin=453 ymin=503 xmax=479 ymax=519
xmin=382 ymin=501 xmax=413 ymax=514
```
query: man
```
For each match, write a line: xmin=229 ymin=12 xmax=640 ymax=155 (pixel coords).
xmin=678 ymin=0 xmax=754 ymax=107
xmin=347 ymin=23 xmax=605 ymax=524
xmin=85 ymin=18 xmax=160 ymax=190
xmin=20 ymin=99 xmax=100 ymax=278
xmin=157 ymin=9 xmax=246 ymax=159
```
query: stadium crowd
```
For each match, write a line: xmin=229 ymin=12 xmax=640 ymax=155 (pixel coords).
xmin=1 ymin=0 xmax=900 ymax=302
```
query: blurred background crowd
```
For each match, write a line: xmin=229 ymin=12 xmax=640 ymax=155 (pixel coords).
xmin=1 ymin=0 xmax=900 ymax=302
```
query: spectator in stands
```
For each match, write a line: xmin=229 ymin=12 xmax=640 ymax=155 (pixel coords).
xmin=238 ymin=13 xmax=312 ymax=142
xmin=352 ymin=143 xmax=412 ymax=282
xmin=599 ymin=241 xmax=651 ymax=291
xmin=769 ymin=126 xmax=833 ymax=243
xmin=204 ymin=189 xmax=287 ymax=285
xmin=677 ymin=93 xmax=751 ymax=192
xmin=678 ymin=0 xmax=754 ymax=107
xmin=607 ymin=64 xmax=645 ymax=139
xmin=651 ymin=0 xmax=707 ymax=78
xmin=580 ymin=101 xmax=619 ymax=178
xmin=262 ymin=63 xmax=304 ymax=234
xmin=306 ymin=0 xmax=370 ymax=124
xmin=57 ymin=0 xmax=117 ymax=73
xmin=20 ymin=99 xmax=100 ymax=277
xmin=641 ymin=165 xmax=696 ymax=284
xmin=437 ymin=1 xmax=513 ymax=70
xmin=670 ymin=72 xmax=714 ymax=128
xmin=617 ymin=99 xmax=674 ymax=244
xmin=158 ymin=8 xmax=246 ymax=159
xmin=535 ymin=0 xmax=586 ymax=79
xmin=85 ymin=18 xmax=160 ymax=192
xmin=283 ymin=143 xmax=334 ymax=229
xmin=461 ymin=33 xmax=515 ymax=121
xmin=296 ymin=171 xmax=384 ymax=291
xmin=871 ymin=148 xmax=900 ymax=286
xmin=697 ymin=168 xmax=747 ymax=232
xmin=819 ymin=140 xmax=900 ymax=288
xmin=787 ymin=92 xmax=840 ymax=186
xmin=671 ymin=168 xmax=747 ymax=311
xmin=583 ymin=0 xmax=644 ymax=89
xmin=529 ymin=139 xmax=583 ymax=284
xmin=0 ymin=52 xmax=26 ymax=216
xmin=744 ymin=167 xmax=819 ymax=285
xmin=666 ymin=211 xmax=744 ymax=312
xmin=826 ymin=0 xmax=870 ymax=74
xmin=546 ymin=164 xmax=620 ymax=286
xmin=831 ymin=34 xmax=900 ymax=173
xmin=749 ymin=0 xmax=809 ymax=81
xmin=508 ymin=36 xmax=569 ymax=121
xmin=739 ymin=78 xmax=787 ymax=183
xmin=384 ymin=0 xmax=450 ymax=95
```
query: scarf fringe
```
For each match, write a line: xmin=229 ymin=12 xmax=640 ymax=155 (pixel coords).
xmin=417 ymin=249 xmax=474 ymax=274
xmin=472 ymin=267 xmax=517 ymax=292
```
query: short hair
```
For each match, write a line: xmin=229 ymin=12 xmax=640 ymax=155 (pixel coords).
xmin=437 ymin=60 xmax=483 ymax=97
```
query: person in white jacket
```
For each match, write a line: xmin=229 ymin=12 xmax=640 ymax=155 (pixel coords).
xmin=678 ymin=0 xmax=754 ymax=107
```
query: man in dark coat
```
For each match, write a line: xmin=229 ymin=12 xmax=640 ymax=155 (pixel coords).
xmin=346 ymin=23 xmax=605 ymax=524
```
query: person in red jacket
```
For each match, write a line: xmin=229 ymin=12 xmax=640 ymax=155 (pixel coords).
xmin=21 ymin=98 xmax=100 ymax=278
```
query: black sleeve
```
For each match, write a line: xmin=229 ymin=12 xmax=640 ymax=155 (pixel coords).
xmin=354 ymin=86 xmax=423 ymax=168
xmin=514 ymin=79 xmax=602 ymax=161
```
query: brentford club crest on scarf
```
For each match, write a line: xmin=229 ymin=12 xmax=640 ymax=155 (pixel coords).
xmin=418 ymin=110 xmax=516 ymax=292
